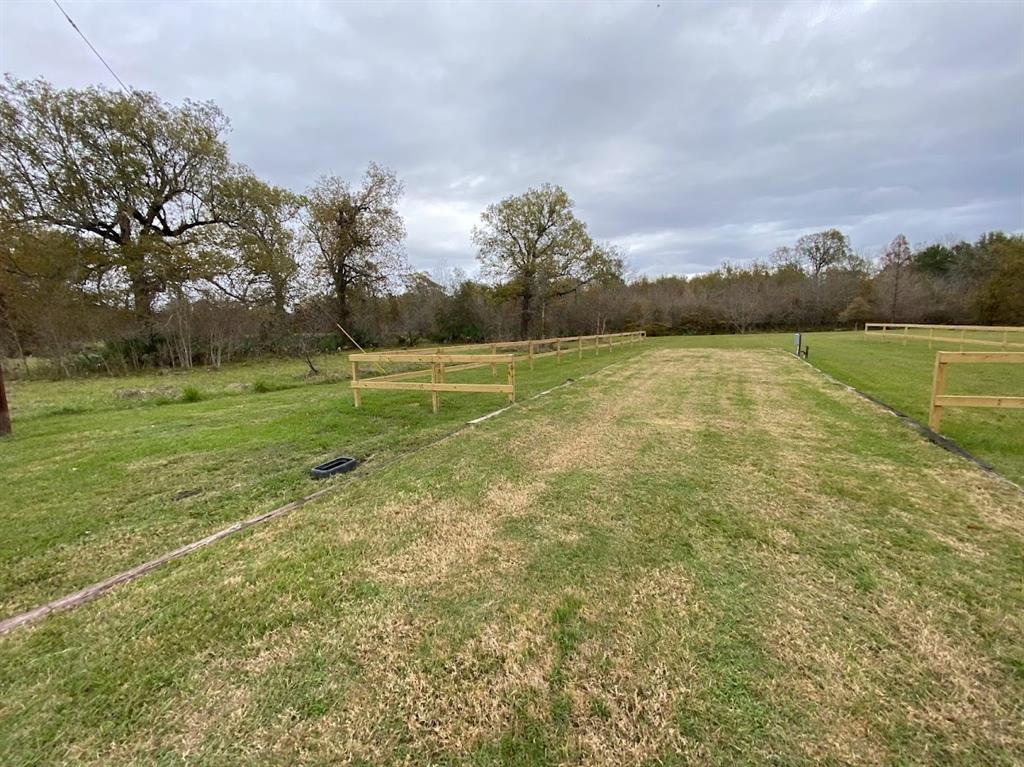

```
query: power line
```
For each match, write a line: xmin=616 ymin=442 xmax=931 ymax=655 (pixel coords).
xmin=51 ymin=0 xmax=130 ymax=93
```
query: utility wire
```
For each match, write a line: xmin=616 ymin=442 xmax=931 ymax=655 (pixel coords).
xmin=51 ymin=0 xmax=130 ymax=93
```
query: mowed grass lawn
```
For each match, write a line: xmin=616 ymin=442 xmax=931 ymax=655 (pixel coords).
xmin=659 ymin=331 xmax=1024 ymax=485
xmin=1 ymin=340 xmax=1022 ymax=764
xmin=0 ymin=345 xmax=646 ymax=615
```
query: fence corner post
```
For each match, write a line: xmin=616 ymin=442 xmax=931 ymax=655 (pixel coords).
xmin=350 ymin=359 xmax=361 ymax=408
xmin=430 ymin=360 xmax=439 ymax=413
xmin=928 ymin=353 xmax=947 ymax=432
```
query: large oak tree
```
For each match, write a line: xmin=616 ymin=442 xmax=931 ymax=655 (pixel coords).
xmin=303 ymin=163 xmax=406 ymax=329
xmin=0 ymin=76 xmax=234 ymax=319
xmin=473 ymin=183 xmax=622 ymax=338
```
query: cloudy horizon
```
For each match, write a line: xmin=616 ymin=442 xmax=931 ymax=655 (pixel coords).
xmin=2 ymin=0 xmax=1021 ymax=279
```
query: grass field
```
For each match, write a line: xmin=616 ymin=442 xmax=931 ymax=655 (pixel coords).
xmin=659 ymin=331 xmax=1024 ymax=484
xmin=0 ymin=346 xmax=646 ymax=616
xmin=1 ymin=334 xmax=1022 ymax=764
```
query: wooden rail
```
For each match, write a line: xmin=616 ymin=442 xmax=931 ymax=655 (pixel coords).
xmin=928 ymin=351 xmax=1024 ymax=431
xmin=348 ymin=331 xmax=645 ymax=412
xmin=381 ymin=331 xmax=646 ymax=368
xmin=865 ymin=322 xmax=1024 ymax=350
xmin=350 ymin=353 xmax=515 ymax=413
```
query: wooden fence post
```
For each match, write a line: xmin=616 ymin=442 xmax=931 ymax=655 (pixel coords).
xmin=928 ymin=354 xmax=948 ymax=431
xmin=507 ymin=360 xmax=516 ymax=403
xmin=556 ymin=339 xmax=562 ymax=363
xmin=351 ymin=360 xmax=361 ymax=408
xmin=528 ymin=340 xmax=534 ymax=370
xmin=578 ymin=337 xmax=583 ymax=359
xmin=929 ymin=327 xmax=934 ymax=349
xmin=491 ymin=344 xmax=497 ymax=377
xmin=903 ymin=326 xmax=908 ymax=346
xmin=430 ymin=362 xmax=439 ymax=413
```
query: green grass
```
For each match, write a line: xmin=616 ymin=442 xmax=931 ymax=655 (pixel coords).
xmin=0 ymin=343 xmax=1020 ymax=764
xmin=0 ymin=345 xmax=644 ymax=615
xmin=651 ymin=331 xmax=1024 ymax=484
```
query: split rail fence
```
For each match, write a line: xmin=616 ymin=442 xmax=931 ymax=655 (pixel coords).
xmin=865 ymin=322 xmax=1024 ymax=351
xmin=349 ymin=331 xmax=645 ymax=412
xmin=928 ymin=351 xmax=1024 ymax=431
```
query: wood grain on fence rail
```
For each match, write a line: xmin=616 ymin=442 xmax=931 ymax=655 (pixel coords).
xmin=928 ymin=351 xmax=1024 ymax=431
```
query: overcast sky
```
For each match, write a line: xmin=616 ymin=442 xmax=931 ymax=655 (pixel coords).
xmin=1 ymin=1 xmax=1022 ymax=278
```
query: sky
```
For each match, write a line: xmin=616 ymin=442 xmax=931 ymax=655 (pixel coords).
xmin=1 ymin=0 xmax=1022 ymax=279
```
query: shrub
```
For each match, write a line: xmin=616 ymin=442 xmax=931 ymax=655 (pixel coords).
xmin=180 ymin=386 xmax=202 ymax=403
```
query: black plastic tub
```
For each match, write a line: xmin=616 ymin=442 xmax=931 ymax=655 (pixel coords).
xmin=310 ymin=456 xmax=359 ymax=480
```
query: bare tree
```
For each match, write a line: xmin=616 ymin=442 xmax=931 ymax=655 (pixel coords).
xmin=881 ymin=233 xmax=912 ymax=321
xmin=303 ymin=164 xmax=406 ymax=328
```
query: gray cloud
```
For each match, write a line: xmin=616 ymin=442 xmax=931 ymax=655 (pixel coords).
xmin=2 ymin=0 xmax=1021 ymax=277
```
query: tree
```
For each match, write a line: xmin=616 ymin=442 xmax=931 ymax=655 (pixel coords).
xmin=838 ymin=296 xmax=873 ymax=326
xmin=215 ymin=173 xmax=301 ymax=316
xmin=974 ymin=234 xmax=1024 ymax=324
xmin=303 ymin=164 xmax=406 ymax=329
xmin=793 ymin=229 xmax=854 ymax=281
xmin=0 ymin=76 xmax=233 ymax=319
xmin=880 ymin=233 xmax=912 ymax=321
xmin=473 ymin=183 xmax=620 ymax=338
xmin=0 ymin=360 xmax=9 ymax=436
xmin=913 ymin=242 xmax=956 ymax=276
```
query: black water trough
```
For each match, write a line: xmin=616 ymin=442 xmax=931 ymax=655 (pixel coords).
xmin=310 ymin=456 xmax=359 ymax=480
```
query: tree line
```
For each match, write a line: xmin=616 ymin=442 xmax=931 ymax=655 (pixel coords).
xmin=2 ymin=76 xmax=1022 ymax=387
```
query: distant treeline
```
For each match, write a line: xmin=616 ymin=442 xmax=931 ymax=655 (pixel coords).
xmin=1 ymin=77 xmax=1021 ymax=378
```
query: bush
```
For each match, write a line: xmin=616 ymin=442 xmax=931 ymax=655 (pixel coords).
xmin=252 ymin=379 xmax=271 ymax=394
xmin=180 ymin=386 xmax=202 ymax=403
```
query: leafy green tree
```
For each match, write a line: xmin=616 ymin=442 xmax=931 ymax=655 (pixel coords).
xmin=303 ymin=164 xmax=406 ymax=328
xmin=215 ymin=173 xmax=301 ymax=316
xmin=912 ymin=243 xmax=956 ymax=276
xmin=473 ymin=183 xmax=621 ymax=338
xmin=0 ymin=76 xmax=233 ymax=319
xmin=973 ymin=234 xmax=1024 ymax=324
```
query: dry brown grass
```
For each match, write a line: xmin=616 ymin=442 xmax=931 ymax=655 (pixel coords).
xmin=140 ymin=348 xmax=1023 ymax=764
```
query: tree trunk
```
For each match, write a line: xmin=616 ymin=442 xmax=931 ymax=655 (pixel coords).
xmin=332 ymin=270 xmax=350 ymax=330
xmin=120 ymin=217 xmax=157 ymax=321
xmin=519 ymin=285 xmax=532 ymax=340
xmin=890 ymin=270 xmax=900 ymax=322
xmin=0 ymin=361 xmax=11 ymax=436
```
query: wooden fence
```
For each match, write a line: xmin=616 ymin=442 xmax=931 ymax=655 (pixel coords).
xmin=928 ymin=351 xmax=1024 ymax=431
xmin=865 ymin=322 xmax=1024 ymax=351
xmin=349 ymin=331 xmax=645 ymax=412
xmin=350 ymin=353 xmax=516 ymax=413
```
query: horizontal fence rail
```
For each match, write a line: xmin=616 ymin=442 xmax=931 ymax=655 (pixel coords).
xmin=928 ymin=351 xmax=1024 ymax=431
xmin=865 ymin=322 xmax=1024 ymax=351
xmin=348 ymin=331 xmax=645 ymax=412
